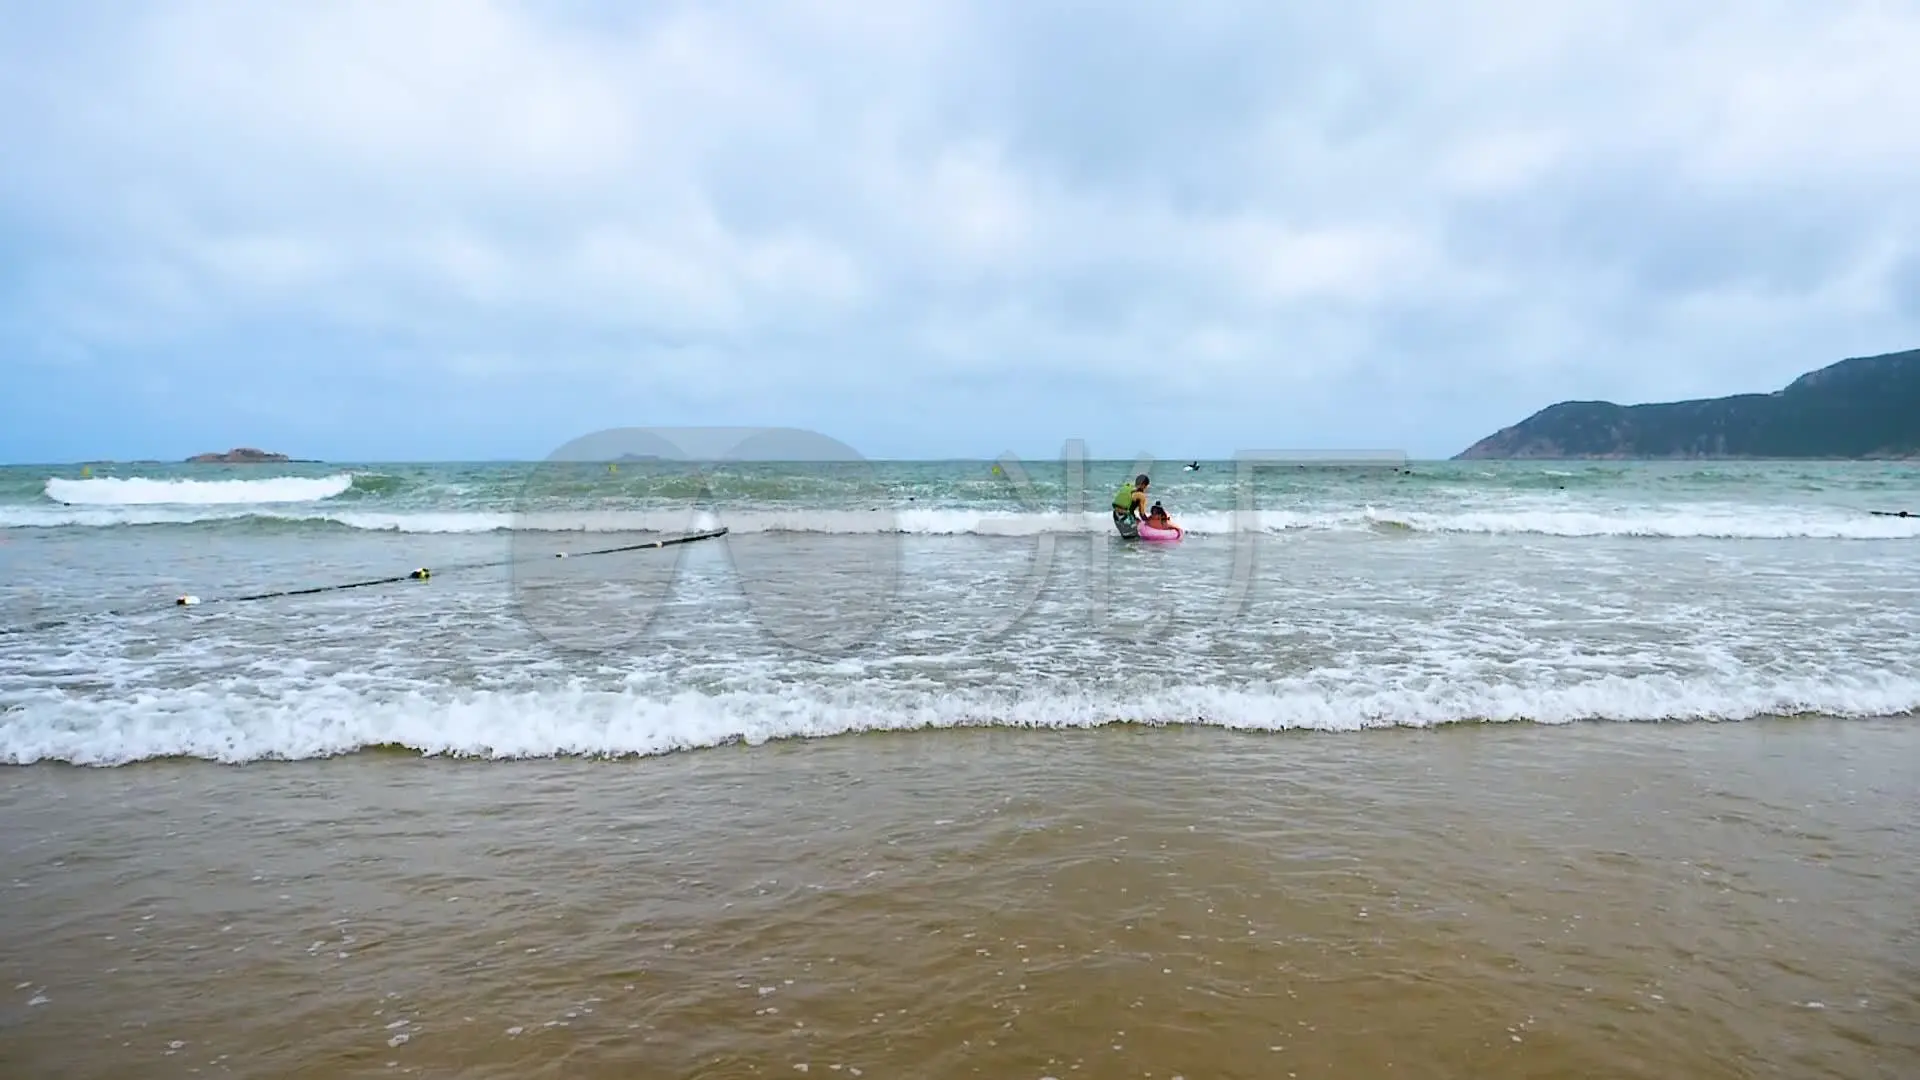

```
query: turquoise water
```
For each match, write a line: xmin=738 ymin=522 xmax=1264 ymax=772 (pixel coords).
xmin=2 ymin=458 xmax=1917 ymax=766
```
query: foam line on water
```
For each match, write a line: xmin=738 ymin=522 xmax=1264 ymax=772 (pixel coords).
xmin=43 ymin=474 xmax=356 ymax=506
xmin=5 ymin=672 xmax=1918 ymax=766
xmin=4 ymin=504 xmax=1919 ymax=539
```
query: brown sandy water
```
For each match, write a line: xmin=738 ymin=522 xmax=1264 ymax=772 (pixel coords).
xmin=1 ymin=718 xmax=1915 ymax=1080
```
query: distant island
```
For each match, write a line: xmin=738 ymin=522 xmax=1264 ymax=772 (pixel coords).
xmin=1455 ymin=348 xmax=1920 ymax=459
xmin=185 ymin=447 xmax=292 ymax=463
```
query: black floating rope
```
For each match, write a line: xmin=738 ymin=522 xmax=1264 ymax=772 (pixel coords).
xmin=0 ymin=527 xmax=729 ymax=634
xmin=1868 ymin=510 xmax=1914 ymax=518
xmin=202 ymin=567 xmax=441 ymax=606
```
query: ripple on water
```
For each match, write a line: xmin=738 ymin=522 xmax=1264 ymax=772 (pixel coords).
xmin=4 ymin=719 xmax=1915 ymax=1078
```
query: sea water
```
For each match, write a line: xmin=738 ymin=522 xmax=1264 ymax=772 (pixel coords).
xmin=2 ymin=458 xmax=1917 ymax=1079
xmin=3 ymin=458 xmax=1917 ymax=764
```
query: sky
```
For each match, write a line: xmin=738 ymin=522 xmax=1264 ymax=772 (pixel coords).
xmin=2 ymin=0 xmax=1918 ymax=464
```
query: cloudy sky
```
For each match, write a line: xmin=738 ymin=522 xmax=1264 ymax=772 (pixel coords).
xmin=3 ymin=0 xmax=1917 ymax=463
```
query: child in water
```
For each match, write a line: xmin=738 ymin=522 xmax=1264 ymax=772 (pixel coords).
xmin=1145 ymin=501 xmax=1180 ymax=532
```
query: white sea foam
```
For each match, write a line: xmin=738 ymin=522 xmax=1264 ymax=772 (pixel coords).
xmin=3 ymin=672 xmax=1917 ymax=766
xmin=3 ymin=503 xmax=1917 ymax=539
xmin=1357 ymin=505 xmax=1920 ymax=540
xmin=43 ymin=474 xmax=355 ymax=506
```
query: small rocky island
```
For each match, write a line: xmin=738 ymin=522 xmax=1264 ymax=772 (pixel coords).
xmin=1455 ymin=347 xmax=1920 ymax=459
xmin=185 ymin=447 xmax=292 ymax=464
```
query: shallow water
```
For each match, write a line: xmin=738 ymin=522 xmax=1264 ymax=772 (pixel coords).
xmin=5 ymin=523 xmax=1920 ymax=764
xmin=2 ymin=719 xmax=1915 ymax=1079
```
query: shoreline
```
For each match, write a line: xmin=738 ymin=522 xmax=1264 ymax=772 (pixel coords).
xmin=7 ymin=708 xmax=1916 ymax=772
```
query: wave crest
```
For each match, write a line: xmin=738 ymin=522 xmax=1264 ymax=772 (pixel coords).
xmin=44 ymin=474 xmax=357 ymax=506
xmin=4 ymin=673 xmax=1917 ymax=766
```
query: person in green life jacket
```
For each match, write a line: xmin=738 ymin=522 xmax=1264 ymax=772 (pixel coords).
xmin=1112 ymin=473 xmax=1150 ymax=533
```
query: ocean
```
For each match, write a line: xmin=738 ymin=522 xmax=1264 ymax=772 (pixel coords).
xmin=2 ymin=457 xmax=1916 ymax=1078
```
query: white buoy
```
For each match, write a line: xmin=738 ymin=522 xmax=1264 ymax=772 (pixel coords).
xmin=176 ymin=595 xmax=201 ymax=606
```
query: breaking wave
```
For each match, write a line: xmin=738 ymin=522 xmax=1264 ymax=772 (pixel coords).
xmin=5 ymin=672 xmax=1918 ymax=766
xmin=43 ymin=474 xmax=358 ymax=506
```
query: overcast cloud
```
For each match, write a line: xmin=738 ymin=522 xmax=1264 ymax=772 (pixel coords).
xmin=3 ymin=0 xmax=1917 ymax=462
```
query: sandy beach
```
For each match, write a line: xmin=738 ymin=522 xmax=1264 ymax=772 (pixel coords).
xmin=4 ymin=717 xmax=1914 ymax=1079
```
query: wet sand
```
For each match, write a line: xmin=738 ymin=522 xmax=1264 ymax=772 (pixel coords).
xmin=2 ymin=717 xmax=1915 ymax=1080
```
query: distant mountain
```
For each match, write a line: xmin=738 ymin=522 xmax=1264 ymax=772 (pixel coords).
xmin=185 ymin=447 xmax=291 ymax=463
xmin=1455 ymin=348 xmax=1920 ymax=460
